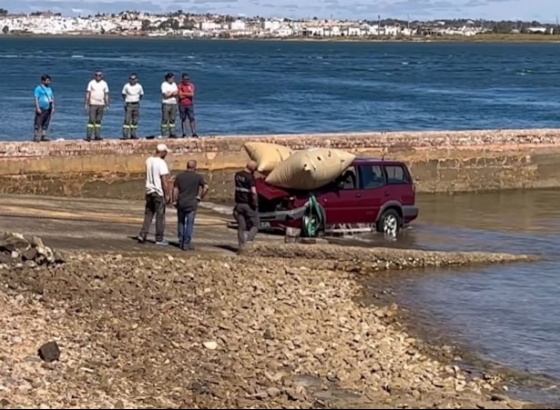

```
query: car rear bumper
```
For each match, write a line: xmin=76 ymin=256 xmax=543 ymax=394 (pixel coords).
xmin=403 ymin=205 xmax=419 ymax=222
xmin=259 ymin=205 xmax=308 ymax=223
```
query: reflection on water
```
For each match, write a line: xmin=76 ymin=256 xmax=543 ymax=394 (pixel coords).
xmin=358 ymin=189 xmax=560 ymax=382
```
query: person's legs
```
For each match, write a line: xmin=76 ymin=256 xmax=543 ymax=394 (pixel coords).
xmin=123 ymin=103 xmax=132 ymax=140
xmin=186 ymin=106 xmax=197 ymax=137
xmin=246 ymin=206 xmax=260 ymax=242
xmin=182 ymin=210 xmax=196 ymax=250
xmin=234 ymin=205 xmax=248 ymax=247
xmin=154 ymin=195 xmax=167 ymax=244
xmin=179 ymin=105 xmax=188 ymax=137
xmin=40 ymin=109 xmax=52 ymax=141
xmin=86 ymin=106 xmax=96 ymax=141
xmin=138 ymin=194 xmax=155 ymax=241
xmin=177 ymin=208 xmax=185 ymax=247
xmin=130 ymin=103 xmax=139 ymax=139
xmin=33 ymin=111 xmax=44 ymax=142
xmin=94 ymin=105 xmax=104 ymax=140
xmin=168 ymin=104 xmax=177 ymax=138
xmin=161 ymin=104 xmax=169 ymax=137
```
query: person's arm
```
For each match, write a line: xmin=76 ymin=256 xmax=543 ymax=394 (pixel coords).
xmin=139 ymin=85 xmax=144 ymax=100
xmin=50 ymin=90 xmax=55 ymax=114
xmin=84 ymin=82 xmax=91 ymax=110
xmin=121 ymin=84 xmax=127 ymax=101
xmin=34 ymin=87 xmax=41 ymax=114
xmin=172 ymin=177 xmax=179 ymax=206
xmin=185 ymin=85 xmax=194 ymax=97
xmin=198 ymin=177 xmax=209 ymax=200
xmin=161 ymin=83 xmax=171 ymax=99
xmin=104 ymin=83 xmax=110 ymax=108
xmin=249 ymin=175 xmax=258 ymax=208
xmin=160 ymin=161 xmax=171 ymax=203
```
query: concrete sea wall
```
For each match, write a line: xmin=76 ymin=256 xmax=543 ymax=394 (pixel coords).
xmin=2 ymin=129 xmax=560 ymax=202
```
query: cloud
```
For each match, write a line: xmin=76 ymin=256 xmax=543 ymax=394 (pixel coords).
xmin=1 ymin=0 xmax=554 ymax=21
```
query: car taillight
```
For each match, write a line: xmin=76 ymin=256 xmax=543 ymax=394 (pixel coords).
xmin=283 ymin=196 xmax=296 ymax=208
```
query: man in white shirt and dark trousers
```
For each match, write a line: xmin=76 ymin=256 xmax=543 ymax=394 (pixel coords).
xmin=85 ymin=71 xmax=110 ymax=141
xmin=121 ymin=73 xmax=144 ymax=140
xmin=160 ymin=72 xmax=178 ymax=138
xmin=138 ymin=144 xmax=172 ymax=246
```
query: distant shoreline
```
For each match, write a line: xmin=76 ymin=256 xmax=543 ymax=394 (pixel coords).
xmin=2 ymin=32 xmax=560 ymax=43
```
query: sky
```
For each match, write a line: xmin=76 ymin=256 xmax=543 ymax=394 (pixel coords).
xmin=2 ymin=0 xmax=558 ymax=22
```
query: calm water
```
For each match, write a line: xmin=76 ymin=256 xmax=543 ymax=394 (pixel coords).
xmin=1 ymin=38 xmax=560 ymax=140
xmin=371 ymin=190 xmax=560 ymax=384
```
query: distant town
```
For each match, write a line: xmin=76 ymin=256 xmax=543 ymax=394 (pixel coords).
xmin=0 ymin=8 xmax=558 ymax=39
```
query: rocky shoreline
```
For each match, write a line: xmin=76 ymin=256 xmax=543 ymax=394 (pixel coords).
xmin=0 ymin=239 xmax=540 ymax=409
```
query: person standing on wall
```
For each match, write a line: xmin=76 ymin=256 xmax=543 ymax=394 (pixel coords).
xmin=178 ymin=73 xmax=198 ymax=138
xmin=85 ymin=71 xmax=110 ymax=141
xmin=121 ymin=73 xmax=144 ymax=140
xmin=33 ymin=74 xmax=54 ymax=142
xmin=172 ymin=160 xmax=209 ymax=250
xmin=138 ymin=144 xmax=172 ymax=246
xmin=160 ymin=72 xmax=178 ymax=138
xmin=233 ymin=161 xmax=260 ymax=251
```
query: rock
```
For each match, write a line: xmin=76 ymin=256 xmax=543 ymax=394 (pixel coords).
xmin=22 ymin=247 xmax=38 ymax=261
xmin=203 ymin=341 xmax=218 ymax=350
xmin=0 ymin=399 xmax=10 ymax=408
xmin=114 ymin=400 xmax=125 ymax=409
xmin=38 ymin=341 xmax=61 ymax=362
xmin=266 ymin=387 xmax=281 ymax=398
xmin=30 ymin=236 xmax=44 ymax=248
xmin=491 ymin=394 xmax=509 ymax=402
xmin=252 ymin=391 xmax=269 ymax=400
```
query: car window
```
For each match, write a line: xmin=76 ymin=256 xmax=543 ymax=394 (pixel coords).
xmin=359 ymin=165 xmax=385 ymax=189
xmin=339 ymin=166 xmax=357 ymax=190
xmin=385 ymin=165 xmax=409 ymax=184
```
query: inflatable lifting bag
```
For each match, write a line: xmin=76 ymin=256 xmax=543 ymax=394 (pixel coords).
xmin=265 ymin=148 xmax=356 ymax=190
xmin=243 ymin=142 xmax=294 ymax=173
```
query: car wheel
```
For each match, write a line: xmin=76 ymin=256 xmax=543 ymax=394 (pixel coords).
xmin=376 ymin=209 xmax=402 ymax=237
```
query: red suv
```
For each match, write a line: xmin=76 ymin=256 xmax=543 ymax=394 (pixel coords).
xmin=256 ymin=158 xmax=418 ymax=237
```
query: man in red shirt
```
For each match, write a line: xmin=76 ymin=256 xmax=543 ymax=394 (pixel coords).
xmin=178 ymin=73 xmax=198 ymax=138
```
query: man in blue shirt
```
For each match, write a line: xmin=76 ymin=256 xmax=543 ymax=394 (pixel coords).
xmin=33 ymin=75 xmax=55 ymax=142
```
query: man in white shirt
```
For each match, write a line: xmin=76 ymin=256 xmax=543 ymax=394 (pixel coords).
xmin=138 ymin=144 xmax=172 ymax=246
xmin=160 ymin=72 xmax=178 ymax=138
xmin=85 ymin=71 xmax=110 ymax=141
xmin=121 ymin=73 xmax=144 ymax=140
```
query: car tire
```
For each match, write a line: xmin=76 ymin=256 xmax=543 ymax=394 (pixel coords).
xmin=376 ymin=208 xmax=402 ymax=237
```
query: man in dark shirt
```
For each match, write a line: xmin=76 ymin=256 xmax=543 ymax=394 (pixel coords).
xmin=173 ymin=160 xmax=209 ymax=250
xmin=233 ymin=161 xmax=259 ymax=249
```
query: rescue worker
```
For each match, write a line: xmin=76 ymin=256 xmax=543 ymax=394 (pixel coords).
xmin=33 ymin=74 xmax=55 ymax=142
xmin=85 ymin=71 xmax=110 ymax=141
xmin=160 ymin=72 xmax=178 ymax=138
xmin=233 ymin=161 xmax=260 ymax=250
xmin=121 ymin=73 xmax=144 ymax=139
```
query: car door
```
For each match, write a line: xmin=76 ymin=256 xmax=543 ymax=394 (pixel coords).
xmin=383 ymin=164 xmax=413 ymax=205
xmin=356 ymin=164 xmax=385 ymax=223
xmin=315 ymin=165 xmax=363 ymax=225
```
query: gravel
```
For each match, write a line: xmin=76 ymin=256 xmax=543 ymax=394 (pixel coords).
xmin=0 ymin=239 xmax=535 ymax=409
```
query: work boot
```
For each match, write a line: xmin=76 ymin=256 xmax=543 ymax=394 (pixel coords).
xmin=94 ymin=126 xmax=102 ymax=141
xmin=122 ymin=125 xmax=130 ymax=140
xmin=86 ymin=125 xmax=94 ymax=141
